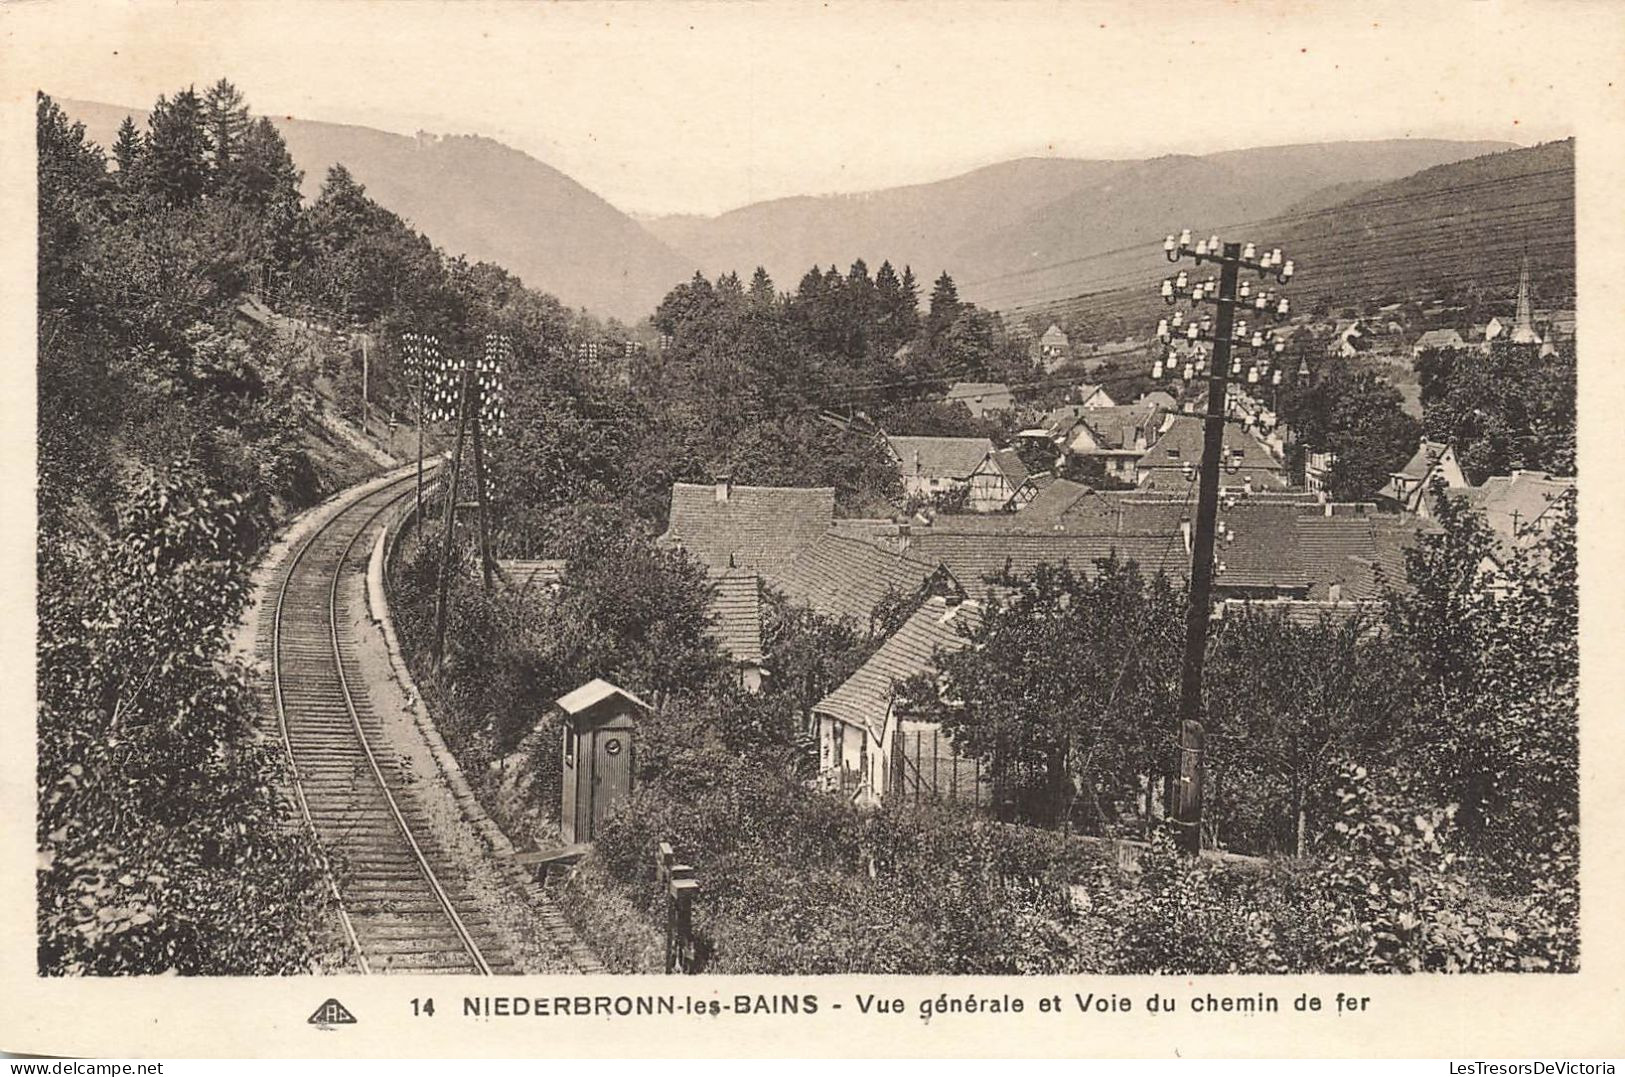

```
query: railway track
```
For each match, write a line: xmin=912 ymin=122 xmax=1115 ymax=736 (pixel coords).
xmin=266 ymin=473 xmax=515 ymax=974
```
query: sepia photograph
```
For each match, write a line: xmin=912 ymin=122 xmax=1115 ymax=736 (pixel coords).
xmin=6 ymin=0 xmax=1624 ymax=1059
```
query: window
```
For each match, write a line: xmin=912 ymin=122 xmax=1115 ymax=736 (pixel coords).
xmin=1166 ymin=448 xmax=1180 ymax=459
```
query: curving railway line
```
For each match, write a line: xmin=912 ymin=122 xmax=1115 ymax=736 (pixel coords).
xmin=264 ymin=473 xmax=514 ymax=974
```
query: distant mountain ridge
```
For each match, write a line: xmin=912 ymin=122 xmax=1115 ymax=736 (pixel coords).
xmin=61 ymin=97 xmax=697 ymax=321
xmin=989 ymin=139 xmax=1575 ymax=333
xmin=56 ymin=97 xmax=1521 ymax=323
xmin=643 ymin=139 xmax=1518 ymax=308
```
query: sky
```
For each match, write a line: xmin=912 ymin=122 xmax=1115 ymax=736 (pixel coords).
xmin=6 ymin=0 xmax=1615 ymax=217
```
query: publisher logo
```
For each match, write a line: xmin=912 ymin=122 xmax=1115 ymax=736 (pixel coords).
xmin=308 ymin=998 xmax=357 ymax=1027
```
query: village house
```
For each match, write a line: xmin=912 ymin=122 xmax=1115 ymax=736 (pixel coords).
xmin=659 ymin=477 xmax=835 ymax=574
xmin=902 ymin=524 xmax=1191 ymax=596
xmin=886 ymin=435 xmax=996 ymax=503
xmin=658 ymin=478 xmax=837 ymax=690
xmin=966 ymin=447 xmax=1030 ymax=513
xmin=945 ymin=381 xmax=1014 ymax=419
xmin=1378 ymin=439 xmax=1467 ymax=516
xmin=1065 ymin=403 xmax=1165 ymax=485
xmin=711 ymin=569 xmax=766 ymax=692
xmin=1412 ymin=328 xmax=1467 ymax=357
xmin=1536 ymin=309 xmax=1577 ymax=344
xmin=1077 ymin=382 xmax=1117 ymax=409
xmin=766 ymin=530 xmax=960 ymax=631
xmin=1136 ymin=414 xmax=1288 ymax=492
xmin=1304 ymin=451 xmax=1337 ymax=494
xmin=813 ymin=596 xmax=983 ymax=806
xmin=1381 ymin=439 xmax=1460 ymax=513
xmin=1329 ymin=319 xmax=1369 ymax=359
xmin=1455 ymin=470 xmax=1575 ymax=557
xmin=1038 ymin=324 xmax=1071 ymax=369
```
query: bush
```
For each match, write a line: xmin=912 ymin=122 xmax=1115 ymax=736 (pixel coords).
xmin=37 ymin=464 xmax=333 ymax=974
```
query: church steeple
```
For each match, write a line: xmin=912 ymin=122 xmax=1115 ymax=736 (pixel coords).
xmin=1510 ymin=251 xmax=1541 ymax=347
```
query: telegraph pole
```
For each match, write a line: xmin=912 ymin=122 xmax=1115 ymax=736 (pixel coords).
xmin=400 ymin=333 xmax=432 ymax=528
xmin=360 ymin=333 xmax=371 ymax=437
xmin=432 ymin=357 xmax=472 ymax=665
xmin=1155 ymin=231 xmax=1296 ymax=854
xmin=469 ymin=333 xmax=508 ymax=593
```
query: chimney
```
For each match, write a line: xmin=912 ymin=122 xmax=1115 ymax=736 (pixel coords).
xmin=896 ymin=521 xmax=911 ymax=539
xmin=1179 ymin=516 xmax=1192 ymax=556
xmin=1324 ymin=501 xmax=1333 ymax=518
xmin=1328 ymin=583 xmax=1343 ymax=603
xmin=714 ymin=474 xmax=732 ymax=503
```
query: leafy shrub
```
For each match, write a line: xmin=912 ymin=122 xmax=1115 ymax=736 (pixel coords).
xmin=37 ymin=464 xmax=333 ymax=974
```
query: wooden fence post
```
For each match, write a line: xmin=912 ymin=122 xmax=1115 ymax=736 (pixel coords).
xmin=657 ymin=839 xmax=705 ymax=974
xmin=669 ymin=876 xmax=699 ymax=973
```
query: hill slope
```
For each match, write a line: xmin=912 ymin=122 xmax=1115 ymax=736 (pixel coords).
xmin=643 ymin=139 xmax=1515 ymax=300
xmin=62 ymin=98 xmax=696 ymax=322
xmin=995 ymin=139 xmax=1575 ymax=334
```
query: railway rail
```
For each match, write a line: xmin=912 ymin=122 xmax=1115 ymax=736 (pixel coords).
xmin=265 ymin=473 xmax=514 ymax=974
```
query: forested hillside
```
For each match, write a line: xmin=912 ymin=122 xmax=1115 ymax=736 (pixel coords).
xmin=64 ymin=97 xmax=697 ymax=321
xmin=34 ymin=82 xmax=610 ymax=974
xmin=645 ymin=139 xmax=1513 ymax=305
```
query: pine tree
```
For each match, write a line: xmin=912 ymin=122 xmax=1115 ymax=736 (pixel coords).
xmin=144 ymin=88 xmax=209 ymax=205
xmin=794 ymin=266 xmax=825 ymax=304
xmin=898 ymin=265 xmax=921 ymax=337
xmin=928 ymin=270 xmax=961 ymax=334
xmin=235 ymin=116 xmax=303 ymax=211
xmin=747 ymin=266 xmax=776 ymax=308
xmin=875 ymin=259 xmax=901 ymax=305
xmin=111 ymin=116 xmax=144 ymax=179
xmin=203 ymin=79 xmax=250 ymax=192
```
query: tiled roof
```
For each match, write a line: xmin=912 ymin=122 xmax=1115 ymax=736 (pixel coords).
xmin=1293 ymin=516 xmax=1380 ymax=600
xmin=710 ymin=570 xmax=764 ymax=665
xmin=661 ymin=482 xmax=835 ymax=574
xmin=1414 ymin=328 xmax=1466 ymax=350
xmin=1455 ymin=472 xmax=1575 ymax=556
xmin=887 ymin=436 xmax=996 ymax=481
xmin=814 ymin=597 xmax=983 ymax=742
xmin=828 ymin=517 xmax=901 ymax=542
xmin=768 ymin=532 xmax=952 ymax=627
xmin=1368 ymin=518 xmax=1423 ymax=591
xmin=988 ymin=447 xmax=1029 ymax=487
xmin=1078 ymin=383 xmax=1116 ymax=408
xmin=1078 ymin=404 xmax=1161 ymax=452
xmin=906 ymin=529 xmax=1189 ymax=589
xmin=1040 ymin=325 xmax=1070 ymax=347
xmin=1213 ymin=502 xmax=1308 ymax=590
xmin=1017 ymin=478 xmax=1097 ymax=523
xmin=1139 ymin=415 xmax=1284 ymax=478
xmin=1137 ymin=391 xmax=1177 ymax=409
xmin=1041 ymin=403 xmax=1091 ymax=436
xmin=1012 ymin=471 xmax=1060 ymax=504
xmin=1394 ymin=440 xmax=1450 ymax=481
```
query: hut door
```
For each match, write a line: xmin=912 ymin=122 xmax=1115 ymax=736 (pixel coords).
xmin=591 ymin=728 xmax=631 ymax=834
